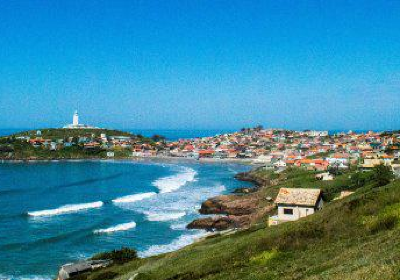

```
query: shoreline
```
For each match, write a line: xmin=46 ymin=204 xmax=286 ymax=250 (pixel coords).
xmin=1 ymin=155 xmax=260 ymax=278
xmin=0 ymin=155 xmax=258 ymax=166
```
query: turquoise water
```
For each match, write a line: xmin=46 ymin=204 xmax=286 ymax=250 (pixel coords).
xmin=0 ymin=159 xmax=251 ymax=280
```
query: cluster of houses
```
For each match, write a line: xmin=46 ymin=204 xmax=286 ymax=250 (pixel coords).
xmin=14 ymin=130 xmax=157 ymax=156
xmin=10 ymin=128 xmax=400 ymax=175
xmin=162 ymin=128 xmax=400 ymax=174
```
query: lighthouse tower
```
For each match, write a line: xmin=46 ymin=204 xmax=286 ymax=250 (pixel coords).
xmin=73 ymin=110 xmax=79 ymax=126
xmin=63 ymin=109 xmax=99 ymax=129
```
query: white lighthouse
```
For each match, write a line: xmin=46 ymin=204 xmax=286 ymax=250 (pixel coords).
xmin=63 ymin=110 xmax=99 ymax=129
xmin=73 ymin=110 xmax=79 ymax=126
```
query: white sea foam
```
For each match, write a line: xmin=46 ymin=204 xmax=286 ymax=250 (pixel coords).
xmin=0 ymin=275 xmax=52 ymax=280
xmin=27 ymin=201 xmax=103 ymax=217
xmin=93 ymin=221 xmax=137 ymax=234
xmin=112 ymin=192 xmax=157 ymax=204
xmin=170 ymin=223 xmax=188 ymax=230
xmin=144 ymin=211 xmax=186 ymax=222
xmin=152 ymin=167 xmax=197 ymax=193
xmin=139 ymin=231 xmax=206 ymax=257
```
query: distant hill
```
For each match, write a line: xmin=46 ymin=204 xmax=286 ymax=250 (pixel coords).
xmin=11 ymin=128 xmax=134 ymax=139
xmin=0 ymin=128 xmax=153 ymax=160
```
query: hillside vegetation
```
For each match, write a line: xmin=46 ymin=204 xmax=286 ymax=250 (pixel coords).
xmin=0 ymin=128 xmax=156 ymax=160
xmin=73 ymin=166 xmax=400 ymax=280
xmin=13 ymin=128 xmax=134 ymax=138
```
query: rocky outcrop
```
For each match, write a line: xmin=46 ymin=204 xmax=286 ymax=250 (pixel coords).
xmin=188 ymin=204 xmax=274 ymax=231
xmin=198 ymin=195 xmax=260 ymax=216
xmin=233 ymin=187 xmax=258 ymax=194
xmin=187 ymin=216 xmax=237 ymax=231
xmin=188 ymin=168 xmax=277 ymax=231
xmin=234 ymin=170 xmax=269 ymax=186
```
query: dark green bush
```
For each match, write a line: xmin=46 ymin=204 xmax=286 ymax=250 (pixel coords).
xmin=92 ymin=247 xmax=138 ymax=264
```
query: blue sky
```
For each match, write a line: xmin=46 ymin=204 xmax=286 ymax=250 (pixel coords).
xmin=0 ymin=0 xmax=399 ymax=131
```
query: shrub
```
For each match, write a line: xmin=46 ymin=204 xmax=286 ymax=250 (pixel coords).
xmin=92 ymin=247 xmax=138 ymax=264
xmin=249 ymin=249 xmax=278 ymax=265
xmin=363 ymin=203 xmax=400 ymax=234
xmin=372 ymin=164 xmax=394 ymax=187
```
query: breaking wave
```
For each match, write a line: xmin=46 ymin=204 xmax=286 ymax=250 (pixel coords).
xmin=0 ymin=275 xmax=52 ymax=280
xmin=93 ymin=222 xmax=137 ymax=234
xmin=139 ymin=231 xmax=206 ymax=257
xmin=112 ymin=192 xmax=157 ymax=204
xmin=144 ymin=211 xmax=186 ymax=222
xmin=27 ymin=201 xmax=103 ymax=217
xmin=152 ymin=167 xmax=197 ymax=193
xmin=170 ymin=223 xmax=188 ymax=230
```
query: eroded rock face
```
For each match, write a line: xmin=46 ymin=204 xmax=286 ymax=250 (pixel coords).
xmin=186 ymin=215 xmax=252 ymax=231
xmin=188 ymin=204 xmax=274 ymax=231
xmin=187 ymin=216 xmax=235 ymax=231
xmin=233 ymin=187 xmax=258 ymax=194
xmin=188 ymin=169 xmax=276 ymax=231
xmin=198 ymin=195 xmax=259 ymax=216
xmin=234 ymin=171 xmax=269 ymax=186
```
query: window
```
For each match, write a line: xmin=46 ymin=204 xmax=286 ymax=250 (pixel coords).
xmin=283 ymin=208 xmax=293 ymax=215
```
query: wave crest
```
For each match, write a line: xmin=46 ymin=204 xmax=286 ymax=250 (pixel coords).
xmin=144 ymin=211 xmax=186 ymax=222
xmin=139 ymin=232 xmax=205 ymax=257
xmin=27 ymin=201 xmax=103 ymax=217
xmin=93 ymin=222 xmax=137 ymax=234
xmin=112 ymin=192 xmax=156 ymax=204
xmin=153 ymin=167 xmax=197 ymax=193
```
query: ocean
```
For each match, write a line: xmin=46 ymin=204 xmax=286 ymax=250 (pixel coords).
xmin=0 ymin=159 xmax=252 ymax=280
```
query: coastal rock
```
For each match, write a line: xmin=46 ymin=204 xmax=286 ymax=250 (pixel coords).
xmin=235 ymin=171 xmax=269 ymax=186
xmin=188 ymin=204 xmax=274 ymax=231
xmin=198 ymin=195 xmax=260 ymax=216
xmin=187 ymin=215 xmax=250 ymax=231
xmin=187 ymin=216 xmax=234 ymax=231
xmin=190 ymin=168 xmax=278 ymax=232
xmin=233 ymin=187 xmax=258 ymax=194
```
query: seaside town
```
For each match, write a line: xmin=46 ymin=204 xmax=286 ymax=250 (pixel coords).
xmin=1 ymin=111 xmax=399 ymax=178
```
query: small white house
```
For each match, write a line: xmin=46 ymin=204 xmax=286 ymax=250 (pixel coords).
xmin=269 ymin=188 xmax=323 ymax=225
xmin=273 ymin=159 xmax=287 ymax=168
xmin=253 ymin=155 xmax=273 ymax=164
xmin=315 ymin=172 xmax=334 ymax=181
xmin=106 ymin=151 xmax=115 ymax=158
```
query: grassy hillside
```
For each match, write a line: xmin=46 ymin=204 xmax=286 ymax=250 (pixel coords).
xmin=0 ymin=128 xmax=155 ymax=160
xmin=76 ymin=168 xmax=400 ymax=280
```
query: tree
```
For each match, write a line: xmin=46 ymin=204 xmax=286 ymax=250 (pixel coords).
xmin=372 ymin=164 xmax=394 ymax=187
xmin=350 ymin=172 xmax=370 ymax=188
xmin=151 ymin=134 xmax=166 ymax=143
xmin=92 ymin=247 xmax=138 ymax=264
xmin=255 ymin=125 xmax=264 ymax=131
xmin=328 ymin=161 xmax=342 ymax=176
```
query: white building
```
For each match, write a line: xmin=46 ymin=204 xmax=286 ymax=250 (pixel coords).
xmin=305 ymin=130 xmax=329 ymax=137
xmin=63 ymin=110 xmax=99 ymax=129
xmin=253 ymin=155 xmax=273 ymax=164
xmin=269 ymin=188 xmax=323 ymax=225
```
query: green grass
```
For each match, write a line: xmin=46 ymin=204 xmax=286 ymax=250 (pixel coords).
xmin=73 ymin=169 xmax=400 ymax=280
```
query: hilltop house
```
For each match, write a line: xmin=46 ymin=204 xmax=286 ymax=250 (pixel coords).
xmin=269 ymin=188 xmax=323 ymax=226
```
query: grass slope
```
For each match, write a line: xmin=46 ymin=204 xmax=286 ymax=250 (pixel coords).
xmin=78 ymin=169 xmax=400 ymax=280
